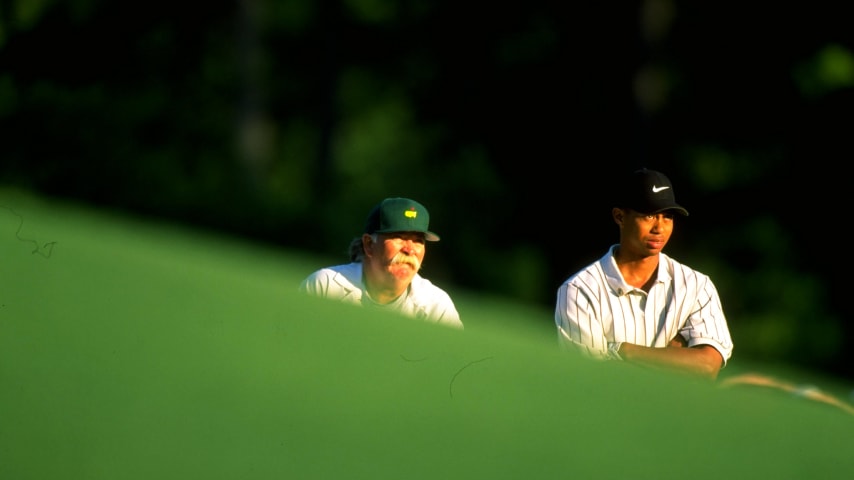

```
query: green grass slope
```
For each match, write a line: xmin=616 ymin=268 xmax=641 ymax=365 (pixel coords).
xmin=2 ymin=189 xmax=852 ymax=480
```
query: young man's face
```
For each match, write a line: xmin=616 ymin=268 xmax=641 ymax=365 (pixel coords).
xmin=616 ymin=208 xmax=675 ymax=257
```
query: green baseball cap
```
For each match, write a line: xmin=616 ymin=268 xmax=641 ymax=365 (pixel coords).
xmin=363 ymin=197 xmax=440 ymax=241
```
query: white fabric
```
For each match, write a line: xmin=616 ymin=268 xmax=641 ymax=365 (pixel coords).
xmin=555 ymin=245 xmax=733 ymax=364
xmin=300 ymin=262 xmax=463 ymax=329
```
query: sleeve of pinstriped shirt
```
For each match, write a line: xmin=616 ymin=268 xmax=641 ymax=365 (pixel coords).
xmin=554 ymin=262 xmax=611 ymax=359
xmin=671 ymin=261 xmax=734 ymax=364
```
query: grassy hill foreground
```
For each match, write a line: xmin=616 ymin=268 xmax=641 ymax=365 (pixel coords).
xmin=2 ymin=187 xmax=852 ymax=480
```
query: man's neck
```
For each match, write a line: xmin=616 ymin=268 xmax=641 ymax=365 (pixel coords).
xmin=614 ymin=246 xmax=660 ymax=291
xmin=363 ymin=269 xmax=409 ymax=305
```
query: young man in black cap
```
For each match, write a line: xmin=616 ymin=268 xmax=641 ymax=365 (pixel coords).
xmin=554 ymin=168 xmax=733 ymax=380
xmin=300 ymin=197 xmax=462 ymax=329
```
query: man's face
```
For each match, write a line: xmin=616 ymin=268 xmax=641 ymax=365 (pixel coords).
xmin=366 ymin=231 xmax=426 ymax=282
xmin=618 ymin=209 xmax=675 ymax=257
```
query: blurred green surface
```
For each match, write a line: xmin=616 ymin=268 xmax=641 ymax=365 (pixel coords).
xmin=2 ymin=189 xmax=852 ymax=480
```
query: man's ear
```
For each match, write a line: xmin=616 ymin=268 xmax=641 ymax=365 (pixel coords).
xmin=361 ymin=234 xmax=373 ymax=257
xmin=612 ymin=207 xmax=624 ymax=226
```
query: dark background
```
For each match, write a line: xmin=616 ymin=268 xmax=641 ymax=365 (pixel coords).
xmin=1 ymin=1 xmax=851 ymax=381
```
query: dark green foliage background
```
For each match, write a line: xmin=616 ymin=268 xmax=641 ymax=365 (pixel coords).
xmin=1 ymin=1 xmax=852 ymax=382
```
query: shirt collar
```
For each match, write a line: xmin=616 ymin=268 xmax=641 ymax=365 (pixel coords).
xmin=602 ymin=244 xmax=672 ymax=296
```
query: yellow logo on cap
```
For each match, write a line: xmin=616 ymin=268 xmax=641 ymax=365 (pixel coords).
xmin=405 ymin=207 xmax=417 ymax=218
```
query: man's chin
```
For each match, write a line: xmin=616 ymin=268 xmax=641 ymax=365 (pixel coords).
xmin=389 ymin=264 xmax=418 ymax=277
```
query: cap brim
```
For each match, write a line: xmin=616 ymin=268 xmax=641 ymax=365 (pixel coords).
xmin=655 ymin=206 xmax=689 ymax=216
xmin=375 ymin=229 xmax=441 ymax=241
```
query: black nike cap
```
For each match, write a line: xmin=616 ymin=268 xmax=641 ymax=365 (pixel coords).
xmin=616 ymin=168 xmax=689 ymax=216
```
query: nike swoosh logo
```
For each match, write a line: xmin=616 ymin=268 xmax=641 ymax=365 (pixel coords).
xmin=652 ymin=185 xmax=670 ymax=193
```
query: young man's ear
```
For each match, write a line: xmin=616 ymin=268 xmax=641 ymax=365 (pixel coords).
xmin=612 ymin=207 xmax=625 ymax=226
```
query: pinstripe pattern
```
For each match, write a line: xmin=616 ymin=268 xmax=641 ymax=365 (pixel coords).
xmin=555 ymin=245 xmax=733 ymax=363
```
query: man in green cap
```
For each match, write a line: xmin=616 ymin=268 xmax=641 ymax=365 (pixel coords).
xmin=300 ymin=197 xmax=462 ymax=329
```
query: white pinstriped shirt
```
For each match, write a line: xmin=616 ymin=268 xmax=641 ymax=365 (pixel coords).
xmin=555 ymin=245 xmax=733 ymax=364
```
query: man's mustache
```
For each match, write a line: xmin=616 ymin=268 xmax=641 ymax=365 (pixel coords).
xmin=391 ymin=252 xmax=421 ymax=271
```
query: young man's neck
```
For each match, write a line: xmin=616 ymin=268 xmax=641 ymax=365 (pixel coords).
xmin=614 ymin=246 xmax=660 ymax=291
